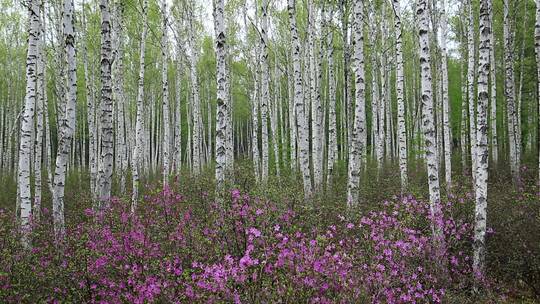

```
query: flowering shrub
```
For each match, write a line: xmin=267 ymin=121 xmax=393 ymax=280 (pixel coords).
xmin=0 ymin=186 xmax=477 ymax=303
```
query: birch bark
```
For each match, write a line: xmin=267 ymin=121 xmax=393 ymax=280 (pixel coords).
xmin=392 ymin=0 xmax=408 ymax=192
xmin=34 ymin=2 xmax=46 ymax=221
xmin=52 ymin=0 xmax=77 ymax=239
xmin=132 ymin=0 xmax=148 ymax=209
xmin=503 ymin=0 xmax=520 ymax=185
xmin=260 ymin=0 xmax=269 ymax=183
xmin=467 ymin=0 xmax=478 ymax=184
xmin=417 ymin=0 xmax=443 ymax=238
xmin=326 ymin=9 xmax=337 ymax=186
xmin=97 ymin=0 xmax=114 ymax=205
xmin=440 ymin=0 xmax=452 ymax=191
xmin=214 ymin=0 xmax=227 ymax=189
xmin=473 ymin=0 xmax=491 ymax=280
xmin=489 ymin=3 xmax=498 ymax=164
xmin=346 ymin=0 xmax=365 ymax=207
xmin=161 ymin=0 xmax=170 ymax=185
xmin=288 ymin=0 xmax=312 ymax=198
xmin=18 ymin=0 xmax=40 ymax=242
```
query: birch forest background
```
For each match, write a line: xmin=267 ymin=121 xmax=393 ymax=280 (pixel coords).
xmin=0 ymin=0 xmax=539 ymax=302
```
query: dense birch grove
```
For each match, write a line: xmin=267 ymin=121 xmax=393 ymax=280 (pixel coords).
xmin=1 ymin=0 xmax=540 ymax=301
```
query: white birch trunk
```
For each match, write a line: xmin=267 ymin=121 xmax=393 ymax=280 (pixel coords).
xmin=309 ymin=1 xmax=322 ymax=190
xmin=288 ymin=59 xmax=297 ymax=171
xmin=271 ymin=62 xmax=281 ymax=177
xmin=18 ymin=0 xmax=40 ymax=243
xmin=97 ymin=0 xmax=114 ymax=205
xmin=347 ymin=0 xmax=365 ymax=207
xmin=440 ymin=0 xmax=452 ymax=191
xmin=489 ymin=3 xmax=498 ymax=164
xmin=467 ymin=0 xmax=478 ymax=184
xmin=34 ymin=3 xmax=46 ymax=221
xmin=132 ymin=0 xmax=148 ymax=209
xmin=260 ymin=0 xmax=269 ymax=183
xmin=174 ymin=59 xmax=182 ymax=174
xmin=52 ymin=0 xmax=76 ymax=239
xmin=288 ymin=0 xmax=312 ymax=198
xmin=214 ymin=0 xmax=227 ymax=189
xmin=417 ymin=0 xmax=443 ymax=238
xmin=473 ymin=0 xmax=491 ymax=280
xmin=392 ymin=0 xmax=408 ymax=192
xmin=326 ymin=9 xmax=337 ymax=186
xmin=161 ymin=0 xmax=170 ymax=185
xmin=112 ymin=2 xmax=127 ymax=194
xmin=189 ymin=11 xmax=202 ymax=176
xmin=503 ymin=0 xmax=520 ymax=185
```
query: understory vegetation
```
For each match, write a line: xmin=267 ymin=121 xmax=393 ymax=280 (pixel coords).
xmin=1 ymin=159 xmax=538 ymax=303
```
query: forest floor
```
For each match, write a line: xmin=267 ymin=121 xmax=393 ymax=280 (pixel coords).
xmin=0 ymin=155 xmax=539 ymax=303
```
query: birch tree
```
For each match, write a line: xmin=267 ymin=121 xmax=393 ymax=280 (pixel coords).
xmin=503 ymin=0 xmax=520 ymax=185
xmin=97 ymin=0 xmax=114 ymax=205
xmin=260 ymin=0 xmax=269 ymax=183
xmin=288 ymin=0 xmax=312 ymax=198
xmin=417 ymin=0 xmax=443 ymax=238
xmin=214 ymin=0 xmax=227 ymax=189
xmin=189 ymin=8 xmax=202 ymax=176
xmin=392 ymin=0 xmax=408 ymax=192
xmin=346 ymin=0 xmax=365 ymax=206
xmin=309 ymin=0 xmax=323 ymax=190
xmin=489 ymin=3 xmax=498 ymax=164
xmin=132 ymin=0 xmax=149 ymax=209
xmin=473 ymin=0 xmax=491 ymax=280
xmin=18 ymin=0 xmax=40 ymax=242
xmin=440 ymin=0 xmax=452 ymax=191
xmin=467 ymin=0 xmax=478 ymax=184
xmin=161 ymin=0 xmax=170 ymax=185
xmin=52 ymin=0 xmax=77 ymax=239
xmin=326 ymin=8 xmax=337 ymax=187
xmin=34 ymin=1 xmax=46 ymax=221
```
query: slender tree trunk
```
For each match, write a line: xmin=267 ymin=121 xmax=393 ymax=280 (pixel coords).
xmin=417 ymin=0 xmax=443 ymax=239
xmin=34 ymin=2 xmax=46 ymax=221
xmin=251 ymin=75 xmax=260 ymax=181
xmin=287 ymin=57 xmax=297 ymax=171
xmin=52 ymin=0 xmax=76 ymax=240
xmin=18 ymin=0 xmax=40 ymax=244
xmin=473 ymin=0 xmax=491 ymax=281
xmin=393 ymin=0 xmax=408 ymax=192
xmin=288 ymin=0 xmax=312 ymax=198
xmin=504 ymin=0 xmax=520 ymax=185
xmin=489 ymin=3 xmax=498 ymax=164
xmin=340 ymin=0 xmax=351 ymax=157
xmin=440 ymin=0 xmax=452 ymax=192
xmin=347 ymin=0 xmax=365 ymax=207
xmin=467 ymin=0 xmax=478 ymax=184
xmin=189 ymin=10 xmax=202 ymax=176
xmin=112 ymin=2 xmax=127 ymax=194
xmin=97 ymin=0 xmax=114 ymax=206
xmin=309 ymin=1 xmax=322 ymax=191
xmin=516 ymin=4 xmax=527 ymax=159
xmin=132 ymin=0 xmax=148 ymax=209
xmin=260 ymin=0 xmax=269 ymax=183
xmin=161 ymin=0 xmax=170 ymax=186
xmin=214 ymin=0 xmax=227 ymax=189
xmin=174 ymin=59 xmax=182 ymax=174
xmin=271 ymin=61 xmax=281 ymax=177
xmin=461 ymin=56 xmax=469 ymax=172
xmin=326 ymin=8 xmax=337 ymax=187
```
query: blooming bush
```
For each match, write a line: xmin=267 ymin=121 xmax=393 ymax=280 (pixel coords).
xmin=0 ymin=186 xmax=477 ymax=303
